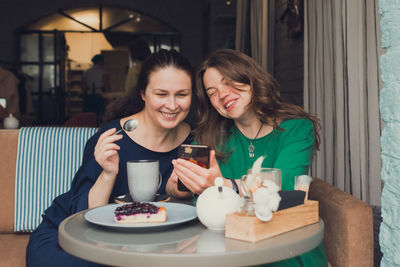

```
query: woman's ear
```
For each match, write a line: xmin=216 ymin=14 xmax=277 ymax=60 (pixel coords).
xmin=141 ymin=90 xmax=146 ymax=102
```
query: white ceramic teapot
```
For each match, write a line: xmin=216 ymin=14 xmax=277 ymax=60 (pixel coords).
xmin=196 ymin=177 xmax=240 ymax=231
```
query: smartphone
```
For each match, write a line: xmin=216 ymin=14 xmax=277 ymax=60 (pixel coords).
xmin=177 ymin=144 xmax=210 ymax=192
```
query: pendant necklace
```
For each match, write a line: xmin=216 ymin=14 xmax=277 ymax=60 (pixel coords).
xmin=247 ymin=123 xmax=263 ymax=158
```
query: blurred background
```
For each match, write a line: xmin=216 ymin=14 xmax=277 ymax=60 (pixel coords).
xmin=0 ymin=0 xmax=302 ymax=127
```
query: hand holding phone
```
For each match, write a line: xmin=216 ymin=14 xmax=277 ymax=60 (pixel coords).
xmin=177 ymin=144 xmax=210 ymax=192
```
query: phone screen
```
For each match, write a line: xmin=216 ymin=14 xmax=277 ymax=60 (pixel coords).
xmin=177 ymin=144 xmax=210 ymax=192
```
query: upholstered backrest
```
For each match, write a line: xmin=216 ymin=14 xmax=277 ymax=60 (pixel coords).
xmin=309 ymin=178 xmax=374 ymax=267
xmin=0 ymin=130 xmax=19 ymax=233
xmin=14 ymin=127 xmax=98 ymax=232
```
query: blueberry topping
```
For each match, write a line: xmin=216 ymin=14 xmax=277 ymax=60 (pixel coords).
xmin=114 ymin=202 xmax=160 ymax=217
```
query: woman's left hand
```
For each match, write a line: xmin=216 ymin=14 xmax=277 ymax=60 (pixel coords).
xmin=165 ymin=170 xmax=193 ymax=199
xmin=172 ymin=150 xmax=222 ymax=195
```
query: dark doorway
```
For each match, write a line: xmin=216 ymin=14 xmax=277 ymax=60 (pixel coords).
xmin=18 ymin=5 xmax=181 ymax=125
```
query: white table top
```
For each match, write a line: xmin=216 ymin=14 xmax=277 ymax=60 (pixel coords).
xmin=58 ymin=207 xmax=324 ymax=267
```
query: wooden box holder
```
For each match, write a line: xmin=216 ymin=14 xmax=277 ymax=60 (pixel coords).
xmin=225 ymin=200 xmax=319 ymax=243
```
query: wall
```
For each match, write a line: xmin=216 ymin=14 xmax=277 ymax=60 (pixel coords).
xmin=205 ymin=0 xmax=236 ymax=54
xmin=273 ymin=0 xmax=304 ymax=107
xmin=379 ymin=0 xmax=400 ymax=265
xmin=66 ymin=32 xmax=113 ymax=66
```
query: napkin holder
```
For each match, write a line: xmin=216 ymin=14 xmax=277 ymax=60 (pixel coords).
xmin=225 ymin=199 xmax=319 ymax=243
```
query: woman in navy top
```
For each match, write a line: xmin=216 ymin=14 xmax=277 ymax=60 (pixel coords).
xmin=26 ymin=49 xmax=195 ymax=267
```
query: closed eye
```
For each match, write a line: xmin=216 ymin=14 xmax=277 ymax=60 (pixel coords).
xmin=177 ymin=93 xmax=190 ymax=97
xmin=206 ymin=88 xmax=217 ymax=97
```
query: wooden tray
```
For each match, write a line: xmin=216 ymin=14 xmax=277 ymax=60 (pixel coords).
xmin=225 ymin=200 xmax=319 ymax=243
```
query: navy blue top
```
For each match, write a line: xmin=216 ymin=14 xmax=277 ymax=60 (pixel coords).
xmin=42 ymin=119 xmax=192 ymax=227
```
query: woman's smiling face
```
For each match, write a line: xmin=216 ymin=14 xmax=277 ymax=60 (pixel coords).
xmin=203 ymin=67 xmax=252 ymax=121
xmin=142 ymin=66 xmax=192 ymax=130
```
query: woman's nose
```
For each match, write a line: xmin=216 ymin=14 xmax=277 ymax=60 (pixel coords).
xmin=218 ymin=85 xmax=230 ymax=98
xmin=165 ymin=96 xmax=177 ymax=109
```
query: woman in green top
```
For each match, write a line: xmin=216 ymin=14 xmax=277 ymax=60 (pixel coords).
xmin=166 ymin=49 xmax=327 ymax=266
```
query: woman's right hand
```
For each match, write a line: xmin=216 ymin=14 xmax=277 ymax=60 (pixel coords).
xmin=94 ymin=128 xmax=123 ymax=176
xmin=89 ymin=128 xmax=123 ymax=209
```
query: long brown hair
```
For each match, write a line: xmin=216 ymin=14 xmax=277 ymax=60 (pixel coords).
xmin=194 ymin=49 xmax=320 ymax=160
xmin=103 ymin=49 xmax=195 ymax=123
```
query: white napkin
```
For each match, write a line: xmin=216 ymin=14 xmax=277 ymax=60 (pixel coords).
xmin=245 ymin=156 xmax=265 ymax=192
xmin=253 ymin=180 xmax=281 ymax=222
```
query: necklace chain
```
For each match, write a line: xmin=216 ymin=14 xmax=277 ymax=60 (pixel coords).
xmin=247 ymin=123 xmax=263 ymax=158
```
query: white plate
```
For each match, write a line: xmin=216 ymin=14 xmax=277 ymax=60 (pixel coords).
xmin=84 ymin=202 xmax=197 ymax=231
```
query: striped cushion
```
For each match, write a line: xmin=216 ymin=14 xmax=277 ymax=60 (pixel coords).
xmin=14 ymin=127 xmax=98 ymax=232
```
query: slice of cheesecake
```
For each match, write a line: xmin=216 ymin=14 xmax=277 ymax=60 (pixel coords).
xmin=114 ymin=202 xmax=166 ymax=224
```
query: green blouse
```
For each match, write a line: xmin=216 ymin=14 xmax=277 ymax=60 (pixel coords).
xmin=217 ymin=118 xmax=327 ymax=267
xmin=218 ymin=119 xmax=315 ymax=190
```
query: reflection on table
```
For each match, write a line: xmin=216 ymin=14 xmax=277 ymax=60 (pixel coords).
xmin=59 ymin=208 xmax=324 ymax=267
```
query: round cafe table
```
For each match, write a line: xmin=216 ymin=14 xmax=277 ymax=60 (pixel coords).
xmin=58 ymin=207 xmax=324 ymax=267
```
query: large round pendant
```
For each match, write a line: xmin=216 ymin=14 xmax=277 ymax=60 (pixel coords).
xmin=248 ymin=143 xmax=255 ymax=158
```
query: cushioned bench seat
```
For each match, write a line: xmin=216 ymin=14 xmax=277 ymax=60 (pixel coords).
xmin=0 ymin=127 xmax=97 ymax=267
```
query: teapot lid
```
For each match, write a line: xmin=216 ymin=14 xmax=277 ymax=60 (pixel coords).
xmin=215 ymin=177 xmax=224 ymax=192
xmin=199 ymin=177 xmax=239 ymax=201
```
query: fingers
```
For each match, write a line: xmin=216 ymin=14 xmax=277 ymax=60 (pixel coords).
xmin=94 ymin=128 xmax=122 ymax=171
xmin=166 ymin=171 xmax=193 ymax=198
xmin=209 ymin=150 xmax=218 ymax=168
xmin=168 ymin=170 xmax=179 ymax=184
xmin=209 ymin=150 xmax=223 ymax=178
xmin=97 ymin=128 xmax=123 ymax=145
xmin=173 ymin=159 xmax=201 ymax=181
xmin=174 ymin=158 xmax=206 ymax=176
xmin=95 ymin=140 xmax=121 ymax=157
xmin=101 ymin=142 xmax=121 ymax=152
xmin=172 ymin=150 xmax=223 ymax=195
xmin=94 ymin=146 xmax=120 ymax=168
xmin=95 ymin=129 xmax=122 ymax=151
xmin=102 ymin=147 xmax=120 ymax=158
xmin=98 ymin=128 xmax=117 ymax=142
xmin=175 ymin=171 xmax=202 ymax=194
xmin=173 ymin=162 xmax=208 ymax=194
